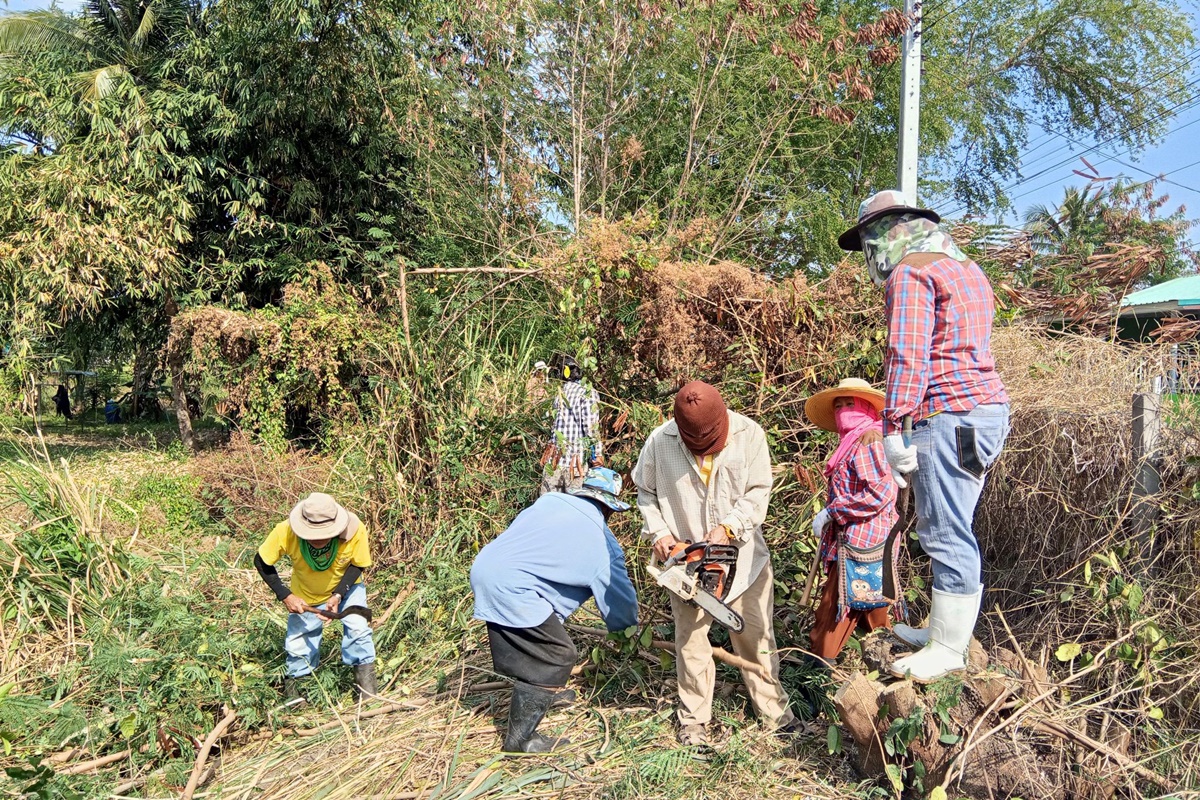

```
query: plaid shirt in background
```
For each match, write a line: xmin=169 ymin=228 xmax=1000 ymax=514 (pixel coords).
xmin=550 ymin=380 xmax=602 ymax=467
xmin=819 ymin=440 xmax=896 ymax=563
xmin=882 ymin=256 xmax=1008 ymax=435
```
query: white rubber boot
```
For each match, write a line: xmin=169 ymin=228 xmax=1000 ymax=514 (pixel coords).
xmin=889 ymin=588 xmax=981 ymax=683
xmin=892 ymin=623 xmax=929 ymax=649
xmin=892 ymin=588 xmax=982 ymax=650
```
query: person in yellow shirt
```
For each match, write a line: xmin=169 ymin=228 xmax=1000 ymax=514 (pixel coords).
xmin=254 ymin=492 xmax=376 ymax=701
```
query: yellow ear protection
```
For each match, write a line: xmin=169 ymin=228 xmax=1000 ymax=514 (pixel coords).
xmin=563 ymin=366 xmax=571 ymax=380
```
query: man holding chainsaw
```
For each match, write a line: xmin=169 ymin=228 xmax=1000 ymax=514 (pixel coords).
xmin=633 ymin=381 xmax=798 ymax=746
xmin=254 ymin=492 xmax=376 ymax=702
xmin=838 ymin=190 xmax=1009 ymax=683
xmin=470 ymin=467 xmax=638 ymax=753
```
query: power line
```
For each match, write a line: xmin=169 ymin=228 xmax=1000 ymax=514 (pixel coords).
xmin=938 ymin=47 xmax=1200 ymax=216
xmin=943 ymin=79 xmax=1200 ymax=217
xmin=1003 ymin=145 xmax=1200 ymax=214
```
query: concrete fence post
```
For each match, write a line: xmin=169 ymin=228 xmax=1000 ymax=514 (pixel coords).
xmin=1131 ymin=391 xmax=1162 ymax=566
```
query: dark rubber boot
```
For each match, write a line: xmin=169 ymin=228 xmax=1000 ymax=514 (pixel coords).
xmin=283 ymin=677 xmax=305 ymax=704
xmin=503 ymin=682 xmax=570 ymax=753
xmin=354 ymin=663 xmax=377 ymax=701
xmin=550 ymin=688 xmax=577 ymax=709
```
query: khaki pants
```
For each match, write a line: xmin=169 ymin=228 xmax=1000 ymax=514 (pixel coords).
xmin=670 ymin=562 xmax=794 ymax=729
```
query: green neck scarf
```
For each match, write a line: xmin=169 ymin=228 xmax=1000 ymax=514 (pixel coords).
xmin=861 ymin=213 xmax=967 ymax=285
xmin=300 ymin=538 xmax=339 ymax=572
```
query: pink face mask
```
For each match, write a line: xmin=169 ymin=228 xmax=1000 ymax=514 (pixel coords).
xmin=833 ymin=397 xmax=877 ymax=436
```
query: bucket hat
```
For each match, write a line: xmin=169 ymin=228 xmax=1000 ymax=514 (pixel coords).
xmin=837 ymin=189 xmax=940 ymax=251
xmin=289 ymin=492 xmax=351 ymax=541
xmin=804 ymin=378 xmax=886 ymax=432
xmin=568 ymin=467 xmax=631 ymax=512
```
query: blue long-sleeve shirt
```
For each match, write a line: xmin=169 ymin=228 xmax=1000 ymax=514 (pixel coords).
xmin=470 ymin=493 xmax=639 ymax=631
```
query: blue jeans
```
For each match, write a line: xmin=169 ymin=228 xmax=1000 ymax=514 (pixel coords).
xmin=911 ymin=403 xmax=1010 ymax=595
xmin=284 ymin=582 xmax=375 ymax=678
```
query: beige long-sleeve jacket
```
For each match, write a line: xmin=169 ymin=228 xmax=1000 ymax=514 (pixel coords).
xmin=632 ymin=411 xmax=772 ymax=603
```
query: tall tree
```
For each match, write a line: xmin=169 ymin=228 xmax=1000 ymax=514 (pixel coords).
xmin=916 ymin=0 xmax=1196 ymax=215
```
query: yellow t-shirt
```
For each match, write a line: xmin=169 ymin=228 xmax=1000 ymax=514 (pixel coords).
xmin=258 ymin=521 xmax=372 ymax=605
xmin=697 ymin=454 xmax=714 ymax=486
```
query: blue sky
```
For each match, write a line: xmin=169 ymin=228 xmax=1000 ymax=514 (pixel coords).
xmin=3 ymin=0 xmax=82 ymax=10
xmin=5 ymin=0 xmax=1199 ymax=233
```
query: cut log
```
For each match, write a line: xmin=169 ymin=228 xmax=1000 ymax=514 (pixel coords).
xmin=833 ymin=672 xmax=887 ymax=775
xmin=879 ymin=680 xmax=919 ymax=720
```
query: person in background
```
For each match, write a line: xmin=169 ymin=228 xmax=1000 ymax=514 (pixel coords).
xmin=804 ymin=378 xmax=898 ymax=662
xmin=633 ymin=381 xmax=800 ymax=746
xmin=539 ymin=354 xmax=603 ymax=495
xmin=254 ymin=492 xmax=377 ymax=701
xmin=526 ymin=360 xmax=551 ymax=410
xmin=470 ymin=467 xmax=638 ymax=753
xmin=838 ymin=190 xmax=1010 ymax=683
xmin=53 ymin=383 xmax=72 ymax=420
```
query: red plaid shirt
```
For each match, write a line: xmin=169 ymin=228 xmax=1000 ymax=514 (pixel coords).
xmin=882 ymin=256 xmax=1008 ymax=435
xmin=819 ymin=439 xmax=896 ymax=563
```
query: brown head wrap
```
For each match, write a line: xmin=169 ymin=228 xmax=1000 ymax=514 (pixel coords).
xmin=673 ymin=381 xmax=729 ymax=456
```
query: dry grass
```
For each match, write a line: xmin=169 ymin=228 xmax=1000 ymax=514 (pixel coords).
xmin=213 ymin=637 xmax=857 ymax=800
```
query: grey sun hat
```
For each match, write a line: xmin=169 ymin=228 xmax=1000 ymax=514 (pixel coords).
xmin=289 ymin=492 xmax=351 ymax=541
xmin=837 ymin=189 xmax=940 ymax=251
xmin=567 ymin=467 xmax=632 ymax=513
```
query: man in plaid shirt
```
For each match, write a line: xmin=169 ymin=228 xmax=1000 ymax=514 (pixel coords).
xmin=839 ymin=190 xmax=1010 ymax=683
xmin=540 ymin=355 xmax=603 ymax=495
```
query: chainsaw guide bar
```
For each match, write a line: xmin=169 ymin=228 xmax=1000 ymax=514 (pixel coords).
xmin=648 ymin=542 xmax=745 ymax=632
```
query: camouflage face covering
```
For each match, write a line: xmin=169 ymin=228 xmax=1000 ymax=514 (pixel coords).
xmin=860 ymin=213 xmax=967 ymax=285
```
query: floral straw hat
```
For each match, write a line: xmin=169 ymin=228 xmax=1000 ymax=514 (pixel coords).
xmin=804 ymin=378 xmax=886 ymax=432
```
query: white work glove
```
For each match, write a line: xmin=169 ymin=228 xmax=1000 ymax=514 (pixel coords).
xmin=883 ymin=433 xmax=918 ymax=488
xmin=812 ymin=507 xmax=831 ymax=538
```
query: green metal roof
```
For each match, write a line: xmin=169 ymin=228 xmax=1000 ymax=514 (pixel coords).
xmin=1120 ymin=275 xmax=1200 ymax=310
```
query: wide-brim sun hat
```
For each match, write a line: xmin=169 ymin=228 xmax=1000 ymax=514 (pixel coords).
xmin=837 ymin=189 xmax=940 ymax=251
xmin=289 ymin=492 xmax=351 ymax=541
xmin=568 ymin=466 xmax=632 ymax=513
xmin=804 ymin=378 xmax=886 ymax=432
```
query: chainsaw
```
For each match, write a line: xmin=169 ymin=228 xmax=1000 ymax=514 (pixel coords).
xmin=648 ymin=542 xmax=744 ymax=632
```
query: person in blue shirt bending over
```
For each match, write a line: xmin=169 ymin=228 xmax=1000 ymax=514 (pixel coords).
xmin=470 ymin=467 xmax=639 ymax=754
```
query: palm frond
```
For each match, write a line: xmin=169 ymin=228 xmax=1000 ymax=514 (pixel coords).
xmin=76 ymin=63 xmax=131 ymax=101
xmin=130 ymin=1 xmax=157 ymax=48
xmin=0 ymin=11 xmax=92 ymax=59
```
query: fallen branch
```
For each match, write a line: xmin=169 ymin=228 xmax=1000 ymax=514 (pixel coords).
xmin=373 ymin=581 xmax=416 ymax=629
xmin=1032 ymin=719 xmax=1173 ymax=791
xmin=651 ymin=639 xmax=769 ymax=680
xmin=181 ymin=706 xmax=237 ymax=800
xmin=564 ymin=623 xmax=767 ymax=679
xmin=58 ymin=749 xmax=131 ymax=776
xmin=111 ymin=766 xmax=165 ymax=797
xmin=296 ymin=701 xmax=405 ymax=736
xmin=408 ymin=267 xmax=538 ymax=276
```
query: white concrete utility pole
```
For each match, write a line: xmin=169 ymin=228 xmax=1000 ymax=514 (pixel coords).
xmin=897 ymin=0 xmax=922 ymax=201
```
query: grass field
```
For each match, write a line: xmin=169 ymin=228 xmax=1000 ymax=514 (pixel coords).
xmin=0 ymin=420 xmax=874 ymax=800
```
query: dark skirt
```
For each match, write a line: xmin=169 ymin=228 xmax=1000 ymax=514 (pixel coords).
xmin=486 ymin=613 xmax=578 ymax=687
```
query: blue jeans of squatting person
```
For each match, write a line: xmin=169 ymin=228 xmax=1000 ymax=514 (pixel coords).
xmin=911 ymin=403 xmax=1010 ymax=596
xmin=284 ymin=582 xmax=375 ymax=678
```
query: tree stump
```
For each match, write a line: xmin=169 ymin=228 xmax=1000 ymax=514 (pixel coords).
xmin=828 ymin=635 xmax=1121 ymax=799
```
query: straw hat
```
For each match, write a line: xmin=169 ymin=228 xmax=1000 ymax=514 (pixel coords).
xmin=804 ymin=378 xmax=886 ymax=432
xmin=289 ymin=492 xmax=351 ymax=541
